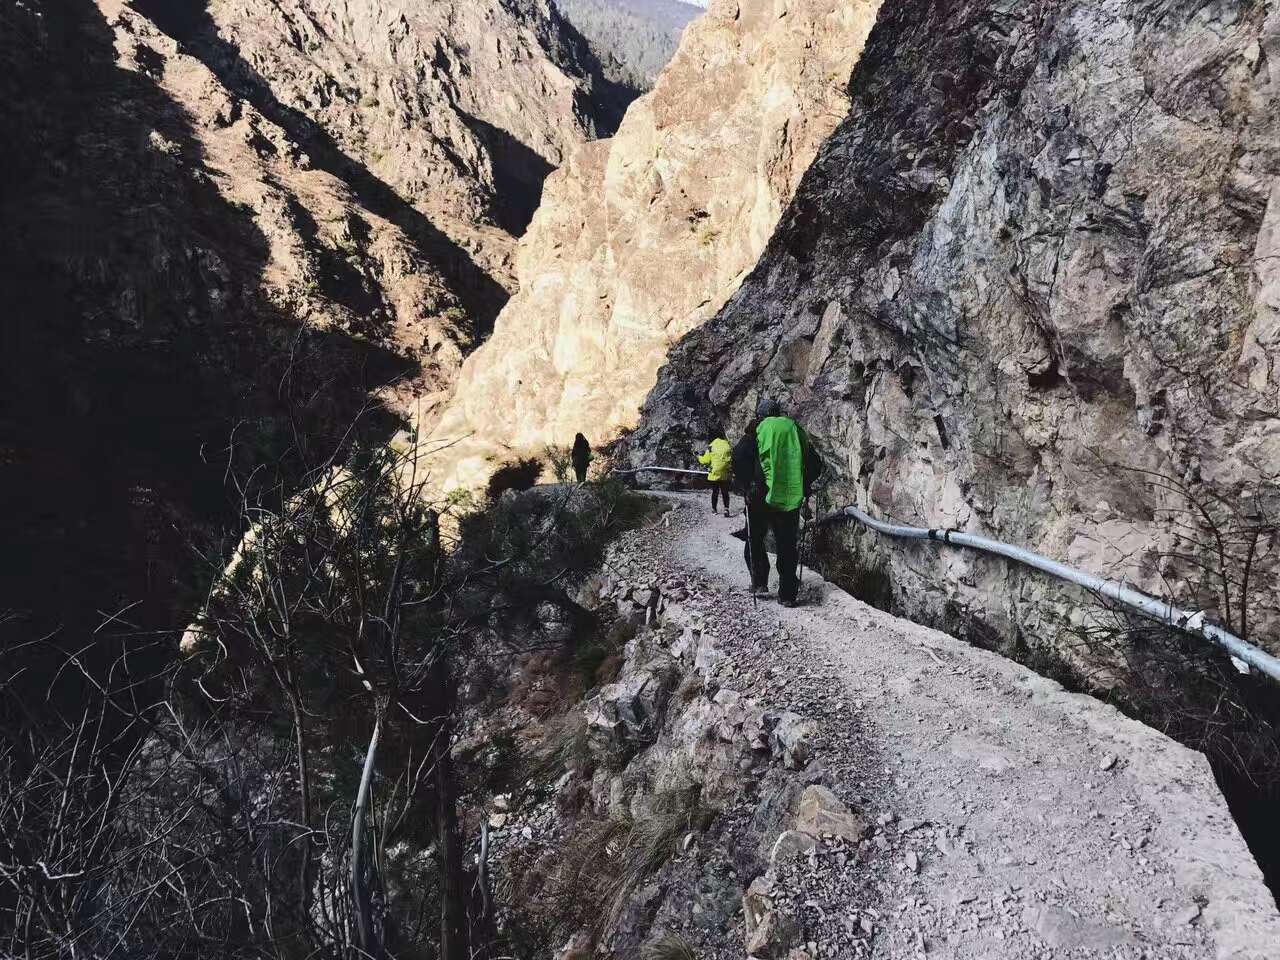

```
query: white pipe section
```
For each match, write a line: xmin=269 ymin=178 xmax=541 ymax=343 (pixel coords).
xmin=819 ymin=504 xmax=1280 ymax=683
xmin=615 ymin=466 xmax=710 ymax=476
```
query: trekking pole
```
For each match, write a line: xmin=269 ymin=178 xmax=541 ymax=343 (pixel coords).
xmin=743 ymin=499 xmax=758 ymax=610
xmin=798 ymin=494 xmax=810 ymax=589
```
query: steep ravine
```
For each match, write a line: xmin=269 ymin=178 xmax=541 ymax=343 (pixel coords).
xmin=627 ymin=0 xmax=1280 ymax=898
xmin=0 ymin=0 xmax=624 ymax=722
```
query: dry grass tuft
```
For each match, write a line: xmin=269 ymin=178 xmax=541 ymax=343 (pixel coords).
xmin=641 ymin=931 xmax=699 ymax=960
xmin=555 ymin=790 xmax=716 ymax=938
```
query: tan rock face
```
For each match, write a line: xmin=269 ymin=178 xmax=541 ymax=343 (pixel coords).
xmin=425 ymin=0 xmax=882 ymax=490
xmin=793 ymin=785 xmax=866 ymax=841
xmin=200 ymin=0 xmax=627 ymax=282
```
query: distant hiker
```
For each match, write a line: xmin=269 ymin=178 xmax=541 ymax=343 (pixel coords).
xmin=571 ymin=433 xmax=591 ymax=483
xmin=732 ymin=398 xmax=823 ymax=607
xmin=697 ymin=435 xmax=733 ymax=516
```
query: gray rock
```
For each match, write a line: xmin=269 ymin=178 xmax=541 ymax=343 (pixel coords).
xmin=744 ymin=877 xmax=802 ymax=958
xmin=584 ymin=658 xmax=679 ymax=757
xmin=770 ymin=830 xmax=818 ymax=867
xmin=771 ymin=712 xmax=817 ymax=770
xmin=1023 ymin=905 xmax=1126 ymax=950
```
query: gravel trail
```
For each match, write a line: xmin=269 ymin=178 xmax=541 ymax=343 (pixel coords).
xmin=613 ymin=494 xmax=1280 ymax=959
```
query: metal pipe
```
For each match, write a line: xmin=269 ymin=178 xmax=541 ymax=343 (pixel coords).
xmin=614 ymin=466 xmax=710 ymax=476
xmin=818 ymin=504 xmax=1280 ymax=683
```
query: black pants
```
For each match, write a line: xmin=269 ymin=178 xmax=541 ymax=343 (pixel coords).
xmin=572 ymin=459 xmax=588 ymax=483
xmin=710 ymin=479 xmax=730 ymax=512
xmin=744 ymin=503 xmax=800 ymax=601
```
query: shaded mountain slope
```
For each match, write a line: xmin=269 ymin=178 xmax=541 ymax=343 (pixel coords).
xmin=0 ymin=0 xmax=627 ymax=697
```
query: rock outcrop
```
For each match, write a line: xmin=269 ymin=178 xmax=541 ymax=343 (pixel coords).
xmin=474 ymin=530 xmax=854 ymax=959
xmin=631 ymin=0 xmax=1280 ymax=664
xmin=426 ymin=0 xmax=881 ymax=490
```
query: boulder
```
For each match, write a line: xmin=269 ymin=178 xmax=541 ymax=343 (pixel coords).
xmin=743 ymin=876 xmax=801 ymax=958
xmin=770 ymin=829 xmax=817 ymax=867
xmin=770 ymin=712 xmax=816 ymax=769
xmin=794 ymin=785 xmax=866 ymax=841
xmin=584 ymin=658 xmax=679 ymax=758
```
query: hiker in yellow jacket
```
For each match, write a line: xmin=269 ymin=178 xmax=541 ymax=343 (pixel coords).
xmin=697 ymin=436 xmax=733 ymax=517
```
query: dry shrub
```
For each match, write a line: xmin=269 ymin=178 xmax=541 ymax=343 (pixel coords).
xmin=642 ymin=932 xmax=700 ymax=960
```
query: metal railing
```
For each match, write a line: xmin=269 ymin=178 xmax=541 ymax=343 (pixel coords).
xmin=614 ymin=463 xmax=1279 ymax=682
xmin=817 ymin=503 xmax=1280 ymax=683
xmin=613 ymin=466 xmax=711 ymax=477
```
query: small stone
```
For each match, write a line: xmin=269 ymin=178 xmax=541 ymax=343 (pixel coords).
xmin=905 ymin=851 xmax=920 ymax=873
xmin=1174 ymin=903 xmax=1201 ymax=926
xmin=488 ymin=813 xmax=508 ymax=829
xmin=1100 ymin=754 xmax=1117 ymax=771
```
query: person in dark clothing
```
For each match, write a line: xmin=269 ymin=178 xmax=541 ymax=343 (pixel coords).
xmin=570 ymin=433 xmax=591 ymax=483
xmin=732 ymin=398 xmax=823 ymax=606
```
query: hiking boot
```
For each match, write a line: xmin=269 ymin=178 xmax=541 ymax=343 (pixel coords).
xmin=779 ymin=597 xmax=798 ymax=608
xmin=751 ymin=584 xmax=771 ymax=598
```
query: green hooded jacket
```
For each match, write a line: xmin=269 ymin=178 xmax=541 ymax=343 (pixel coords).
xmin=755 ymin=416 xmax=805 ymax=511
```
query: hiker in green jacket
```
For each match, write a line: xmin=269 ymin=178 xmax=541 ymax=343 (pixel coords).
xmin=731 ymin=397 xmax=823 ymax=606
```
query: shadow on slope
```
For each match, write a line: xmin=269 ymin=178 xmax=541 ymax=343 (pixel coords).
xmin=0 ymin=0 xmax=412 ymax=721
xmin=131 ymin=0 xmax=511 ymax=338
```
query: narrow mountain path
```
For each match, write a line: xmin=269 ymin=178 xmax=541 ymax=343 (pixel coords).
xmin=614 ymin=493 xmax=1280 ymax=959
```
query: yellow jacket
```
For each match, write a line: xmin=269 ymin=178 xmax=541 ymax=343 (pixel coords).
xmin=698 ymin=437 xmax=733 ymax=482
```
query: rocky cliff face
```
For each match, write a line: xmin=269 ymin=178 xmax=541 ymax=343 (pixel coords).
xmin=180 ymin=0 xmax=629 ymax=273
xmin=133 ymin=0 xmax=632 ymax=367
xmin=631 ymin=0 xmax=1280 ymax=666
xmin=426 ymin=0 xmax=881 ymax=490
xmin=0 ymin=0 xmax=621 ymax=667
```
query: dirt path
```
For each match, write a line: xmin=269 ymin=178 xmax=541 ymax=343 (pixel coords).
xmin=627 ymin=493 xmax=1280 ymax=959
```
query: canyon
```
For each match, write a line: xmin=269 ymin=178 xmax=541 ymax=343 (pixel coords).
xmin=3 ymin=0 xmax=1279 ymax=956
xmin=0 ymin=0 xmax=624 ymax=655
